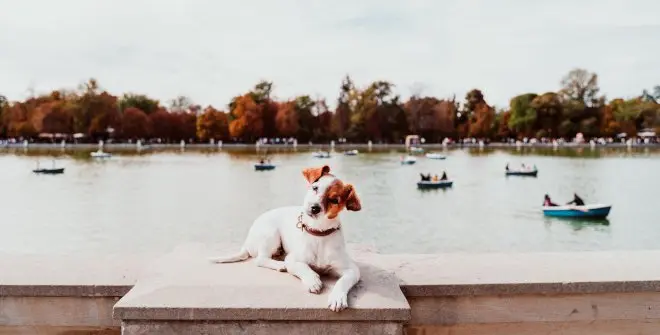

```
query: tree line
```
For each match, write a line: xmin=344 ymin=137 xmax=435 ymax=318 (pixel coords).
xmin=0 ymin=69 xmax=658 ymax=144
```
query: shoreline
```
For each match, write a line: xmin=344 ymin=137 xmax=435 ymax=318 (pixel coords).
xmin=1 ymin=142 xmax=659 ymax=151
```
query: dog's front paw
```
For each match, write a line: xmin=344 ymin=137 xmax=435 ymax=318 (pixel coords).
xmin=327 ymin=290 xmax=348 ymax=312
xmin=302 ymin=274 xmax=323 ymax=294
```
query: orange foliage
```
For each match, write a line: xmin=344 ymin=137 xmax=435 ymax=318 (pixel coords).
xmin=468 ymin=102 xmax=495 ymax=138
xmin=229 ymin=94 xmax=264 ymax=141
xmin=275 ymin=101 xmax=299 ymax=137
xmin=196 ymin=106 xmax=229 ymax=141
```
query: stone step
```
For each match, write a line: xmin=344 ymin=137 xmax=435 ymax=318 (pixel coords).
xmin=113 ymin=244 xmax=410 ymax=335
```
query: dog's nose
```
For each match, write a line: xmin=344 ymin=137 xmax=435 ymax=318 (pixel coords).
xmin=310 ymin=204 xmax=321 ymax=215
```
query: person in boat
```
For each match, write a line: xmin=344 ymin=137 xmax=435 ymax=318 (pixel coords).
xmin=432 ymin=174 xmax=439 ymax=182
xmin=566 ymin=193 xmax=585 ymax=206
xmin=259 ymin=159 xmax=265 ymax=164
xmin=419 ymin=173 xmax=431 ymax=181
xmin=543 ymin=194 xmax=558 ymax=207
xmin=505 ymin=163 xmax=509 ymax=171
xmin=440 ymin=171 xmax=448 ymax=181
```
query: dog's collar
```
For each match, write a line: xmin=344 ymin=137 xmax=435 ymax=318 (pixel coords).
xmin=296 ymin=213 xmax=340 ymax=237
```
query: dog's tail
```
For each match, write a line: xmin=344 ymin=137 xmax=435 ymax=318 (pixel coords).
xmin=209 ymin=247 xmax=250 ymax=264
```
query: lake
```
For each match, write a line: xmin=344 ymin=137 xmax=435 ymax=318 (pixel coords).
xmin=1 ymin=146 xmax=658 ymax=256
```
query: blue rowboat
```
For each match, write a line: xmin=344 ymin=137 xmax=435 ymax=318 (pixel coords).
xmin=254 ymin=164 xmax=276 ymax=171
xmin=542 ymin=204 xmax=612 ymax=219
xmin=506 ymin=169 xmax=538 ymax=177
xmin=417 ymin=180 xmax=453 ymax=189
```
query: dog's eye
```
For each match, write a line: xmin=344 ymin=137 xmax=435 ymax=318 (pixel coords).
xmin=328 ymin=198 xmax=339 ymax=204
xmin=312 ymin=186 xmax=318 ymax=192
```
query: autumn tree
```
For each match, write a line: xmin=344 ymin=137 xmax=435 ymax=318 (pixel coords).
xmin=196 ymin=106 xmax=229 ymax=142
xmin=40 ymin=102 xmax=74 ymax=134
xmin=229 ymin=94 xmax=263 ymax=141
xmin=120 ymin=107 xmax=152 ymax=139
xmin=404 ymin=97 xmax=456 ymax=141
xmin=148 ymin=109 xmax=176 ymax=141
xmin=275 ymin=101 xmax=299 ymax=138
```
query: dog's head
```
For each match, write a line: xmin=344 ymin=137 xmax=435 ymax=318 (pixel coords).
xmin=301 ymin=165 xmax=361 ymax=220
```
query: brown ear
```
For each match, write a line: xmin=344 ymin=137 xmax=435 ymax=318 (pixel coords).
xmin=302 ymin=165 xmax=331 ymax=184
xmin=343 ymin=184 xmax=361 ymax=211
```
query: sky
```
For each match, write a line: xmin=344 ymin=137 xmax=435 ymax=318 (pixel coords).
xmin=1 ymin=0 xmax=659 ymax=109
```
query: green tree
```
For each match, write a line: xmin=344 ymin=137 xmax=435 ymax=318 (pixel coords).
xmin=508 ymin=93 xmax=538 ymax=137
xmin=119 ymin=94 xmax=160 ymax=115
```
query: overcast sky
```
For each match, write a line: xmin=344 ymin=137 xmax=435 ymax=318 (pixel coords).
xmin=1 ymin=0 xmax=659 ymax=109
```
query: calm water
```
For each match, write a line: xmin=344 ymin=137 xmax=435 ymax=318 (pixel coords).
xmin=1 ymin=146 xmax=659 ymax=256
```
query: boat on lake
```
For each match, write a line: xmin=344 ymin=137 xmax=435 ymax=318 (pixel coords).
xmin=344 ymin=149 xmax=359 ymax=156
xmin=254 ymin=162 xmax=276 ymax=171
xmin=400 ymin=156 xmax=417 ymax=165
xmin=311 ymin=151 xmax=331 ymax=158
xmin=425 ymin=153 xmax=446 ymax=160
xmin=410 ymin=146 xmax=424 ymax=154
xmin=542 ymin=204 xmax=612 ymax=219
xmin=505 ymin=164 xmax=538 ymax=177
xmin=417 ymin=180 xmax=453 ymax=189
xmin=90 ymin=150 xmax=112 ymax=158
xmin=33 ymin=160 xmax=65 ymax=175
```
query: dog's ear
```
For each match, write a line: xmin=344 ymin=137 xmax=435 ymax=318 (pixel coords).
xmin=302 ymin=165 xmax=330 ymax=184
xmin=343 ymin=184 xmax=361 ymax=211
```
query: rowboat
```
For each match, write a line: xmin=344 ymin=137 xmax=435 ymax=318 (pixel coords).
xmin=425 ymin=153 xmax=446 ymax=160
xmin=417 ymin=180 xmax=453 ymax=189
xmin=344 ymin=150 xmax=359 ymax=156
xmin=90 ymin=150 xmax=112 ymax=158
xmin=33 ymin=167 xmax=65 ymax=174
xmin=254 ymin=163 xmax=276 ymax=171
xmin=542 ymin=204 xmax=612 ymax=219
xmin=505 ymin=168 xmax=538 ymax=177
xmin=312 ymin=151 xmax=331 ymax=158
xmin=400 ymin=156 xmax=417 ymax=165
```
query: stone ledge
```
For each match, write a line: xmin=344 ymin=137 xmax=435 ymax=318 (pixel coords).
xmin=4 ymin=249 xmax=660 ymax=298
xmin=0 ymin=253 xmax=155 ymax=297
xmin=113 ymin=244 xmax=410 ymax=322
xmin=355 ymin=250 xmax=660 ymax=297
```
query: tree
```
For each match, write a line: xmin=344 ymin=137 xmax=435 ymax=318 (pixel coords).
xmin=119 ymin=94 xmax=160 ymax=115
xmin=559 ymin=69 xmax=603 ymax=108
xmin=169 ymin=95 xmax=194 ymax=113
xmin=196 ymin=106 xmax=229 ymax=142
xmin=40 ymin=102 xmax=74 ymax=134
xmin=275 ymin=101 xmax=299 ymax=138
xmin=229 ymin=94 xmax=263 ymax=141
xmin=120 ymin=107 xmax=152 ymax=139
xmin=332 ymin=75 xmax=354 ymax=139
xmin=530 ymin=92 xmax=563 ymax=137
xmin=508 ymin=93 xmax=538 ymax=137
xmin=149 ymin=109 xmax=177 ymax=141
xmin=468 ymin=102 xmax=495 ymax=138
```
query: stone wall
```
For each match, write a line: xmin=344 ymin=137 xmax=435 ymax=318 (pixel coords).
xmin=2 ymin=246 xmax=660 ymax=334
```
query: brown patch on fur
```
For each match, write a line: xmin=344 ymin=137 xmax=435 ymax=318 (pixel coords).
xmin=323 ymin=180 xmax=361 ymax=219
xmin=302 ymin=165 xmax=330 ymax=184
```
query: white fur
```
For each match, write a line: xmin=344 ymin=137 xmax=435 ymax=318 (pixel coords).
xmin=210 ymin=174 xmax=360 ymax=312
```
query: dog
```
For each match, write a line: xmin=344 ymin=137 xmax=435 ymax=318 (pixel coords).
xmin=210 ymin=165 xmax=362 ymax=312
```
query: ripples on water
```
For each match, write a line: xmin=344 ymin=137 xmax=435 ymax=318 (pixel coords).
xmin=0 ymin=146 xmax=658 ymax=256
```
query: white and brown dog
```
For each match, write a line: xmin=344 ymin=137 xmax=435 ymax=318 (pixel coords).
xmin=210 ymin=165 xmax=361 ymax=311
